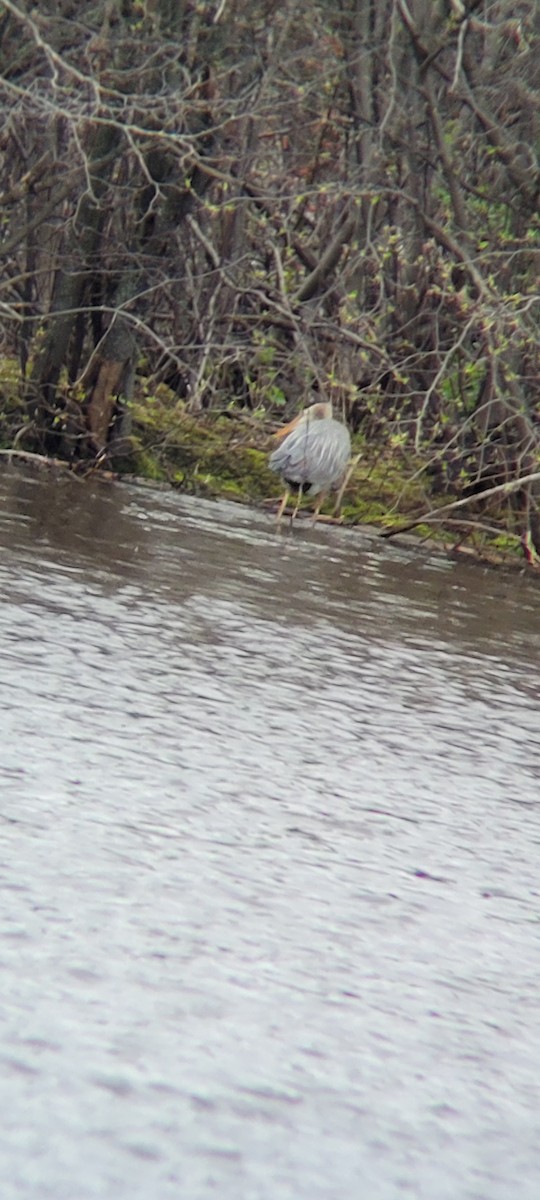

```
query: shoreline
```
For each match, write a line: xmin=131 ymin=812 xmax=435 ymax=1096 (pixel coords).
xmin=1 ymin=440 xmax=537 ymax=580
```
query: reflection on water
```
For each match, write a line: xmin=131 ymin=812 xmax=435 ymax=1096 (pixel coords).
xmin=0 ymin=467 xmax=539 ymax=1200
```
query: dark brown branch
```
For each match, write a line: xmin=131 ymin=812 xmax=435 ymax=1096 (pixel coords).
xmin=295 ymin=211 xmax=357 ymax=303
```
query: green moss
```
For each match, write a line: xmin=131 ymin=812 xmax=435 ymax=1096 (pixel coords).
xmin=490 ymin=532 xmax=522 ymax=553
xmin=125 ymin=443 xmax=167 ymax=481
xmin=129 ymin=400 xmax=277 ymax=500
xmin=337 ymin=447 xmax=429 ymax=528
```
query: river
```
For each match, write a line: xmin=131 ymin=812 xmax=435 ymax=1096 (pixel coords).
xmin=0 ymin=466 xmax=539 ymax=1199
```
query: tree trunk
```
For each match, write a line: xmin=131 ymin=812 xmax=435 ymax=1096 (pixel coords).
xmin=28 ymin=125 xmax=121 ymax=443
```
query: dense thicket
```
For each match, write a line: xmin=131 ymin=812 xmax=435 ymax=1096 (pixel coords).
xmin=0 ymin=1 xmax=538 ymax=548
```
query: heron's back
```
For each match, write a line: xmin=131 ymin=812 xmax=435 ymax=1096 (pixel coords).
xmin=269 ymin=417 xmax=351 ymax=493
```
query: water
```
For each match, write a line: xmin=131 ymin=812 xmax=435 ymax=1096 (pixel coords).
xmin=0 ymin=466 xmax=539 ymax=1199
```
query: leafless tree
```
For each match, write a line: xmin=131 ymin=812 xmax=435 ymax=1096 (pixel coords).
xmin=0 ymin=0 xmax=538 ymax=549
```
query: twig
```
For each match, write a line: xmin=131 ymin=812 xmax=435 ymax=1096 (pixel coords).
xmin=334 ymin=452 xmax=362 ymax=514
xmin=295 ymin=210 xmax=357 ymax=303
xmin=380 ymin=470 xmax=540 ymax=539
xmin=0 ymin=447 xmax=83 ymax=476
xmin=450 ymin=18 xmax=469 ymax=94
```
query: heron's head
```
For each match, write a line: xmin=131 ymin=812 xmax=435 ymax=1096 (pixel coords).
xmin=274 ymin=401 xmax=333 ymax=440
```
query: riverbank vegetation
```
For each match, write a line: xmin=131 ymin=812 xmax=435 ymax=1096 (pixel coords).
xmin=0 ymin=1 xmax=538 ymax=562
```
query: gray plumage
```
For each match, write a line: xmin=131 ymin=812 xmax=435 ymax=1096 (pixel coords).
xmin=269 ymin=402 xmax=351 ymax=495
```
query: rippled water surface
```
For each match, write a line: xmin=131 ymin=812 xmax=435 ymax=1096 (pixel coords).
xmin=0 ymin=467 xmax=539 ymax=1200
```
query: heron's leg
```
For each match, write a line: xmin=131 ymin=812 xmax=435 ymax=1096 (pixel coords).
xmin=290 ymin=485 xmax=304 ymax=525
xmin=311 ymin=492 xmax=327 ymax=523
xmin=275 ymin=489 xmax=290 ymax=524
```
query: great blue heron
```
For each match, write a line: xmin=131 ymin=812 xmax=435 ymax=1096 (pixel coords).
xmin=269 ymin=401 xmax=351 ymax=524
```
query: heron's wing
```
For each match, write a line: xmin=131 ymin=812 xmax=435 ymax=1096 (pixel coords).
xmin=269 ymin=420 xmax=351 ymax=489
xmin=269 ymin=422 xmax=314 ymax=482
xmin=306 ymin=421 xmax=351 ymax=483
